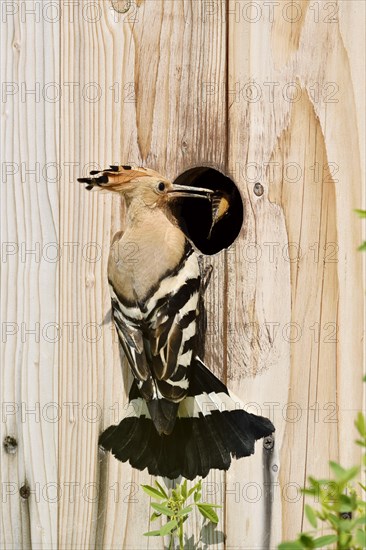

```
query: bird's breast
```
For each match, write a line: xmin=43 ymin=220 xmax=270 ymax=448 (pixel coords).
xmin=108 ymin=220 xmax=189 ymax=305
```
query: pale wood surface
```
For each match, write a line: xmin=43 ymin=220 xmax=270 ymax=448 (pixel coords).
xmin=1 ymin=2 xmax=59 ymax=548
xmin=1 ymin=1 xmax=364 ymax=549
xmin=60 ymin=2 xmax=227 ymax=548
xmin=227 ymin=1 xmax=365 ymax=547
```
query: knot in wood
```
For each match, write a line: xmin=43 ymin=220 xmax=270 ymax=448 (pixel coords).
xmin=3 ymin=435 xmax=17 ymax=454
xmin=19 ymin=485 xmax=31 ymax=499
xmin=111 ymin=0 xmax=131 ymax=13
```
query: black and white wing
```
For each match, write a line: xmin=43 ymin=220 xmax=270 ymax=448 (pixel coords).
xmin=109 ymin=243 xmax=201 ymax=433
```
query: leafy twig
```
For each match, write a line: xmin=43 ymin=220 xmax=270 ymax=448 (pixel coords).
xmin=142 ymin=479 xmax=221 ymax=549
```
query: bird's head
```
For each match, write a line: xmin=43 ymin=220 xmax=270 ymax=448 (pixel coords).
xmin=78 ymin=165 xmax=213 ymax=209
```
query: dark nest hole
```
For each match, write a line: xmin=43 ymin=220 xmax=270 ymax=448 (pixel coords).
xmin=171 ymin=167 xmax=244 ymax=255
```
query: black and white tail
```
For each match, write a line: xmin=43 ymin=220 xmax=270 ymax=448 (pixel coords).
xmin=99 ymin=358 xmax=274 ymax=480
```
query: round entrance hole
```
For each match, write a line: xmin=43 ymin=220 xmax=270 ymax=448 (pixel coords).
xmin=171 ymin=167 xmax=244 ymax=255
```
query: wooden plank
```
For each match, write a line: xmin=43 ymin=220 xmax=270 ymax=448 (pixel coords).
xmin=227 ymin=0 xmax=364 ymax=547
xmin=2 ymin=0 xmax=363 ymax=547
xmin=0 ymin=1 xmax=60 ymax=548
xmin=59 ymin=1 xmax=227 ymax=548
xmin=59 ymin=2 xmax=130 ymax=547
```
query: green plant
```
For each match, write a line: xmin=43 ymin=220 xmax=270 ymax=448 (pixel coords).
xmin=279 ymin=384 xmax=366 ymax=550
xmin=355 ymin=209 xmax=366 ymax=251
xmin=142 ymin=479 xmax=221 ymax=549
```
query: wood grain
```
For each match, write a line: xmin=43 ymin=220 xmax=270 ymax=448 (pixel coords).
xmin=59 ymin=1 xmax=227 ymax=548
xmin=1 ymin=0 xmax=364 ymax=549
xmin=228 ymin=0 xmax=364 ymax=546
xmin=1 ymin=1 xmax=59 ymax=548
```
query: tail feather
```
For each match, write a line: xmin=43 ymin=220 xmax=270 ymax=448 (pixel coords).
xmin=199 ymin=409 xmax=231 ymax=471
xmin=134 ymin=421 xmax=159 ymax=472
xmin=99 ymin=358 xmax=275 ymax=480
xmin=147 ymin=398 xmax=179 ymax=436
xmin=193 ymin=421 xmax=211 ymax=479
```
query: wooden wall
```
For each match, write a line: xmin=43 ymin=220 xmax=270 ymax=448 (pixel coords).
xmin=1 ymin=1 xmax=364 ymax=548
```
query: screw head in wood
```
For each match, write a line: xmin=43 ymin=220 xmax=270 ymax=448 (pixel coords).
xmin=3 ymin=436 xmax=17 ymax=454
xmin=253 ymin=182 xmax=264 ymax=196
xmin=263 ymin=435 xmax=274 ymax=450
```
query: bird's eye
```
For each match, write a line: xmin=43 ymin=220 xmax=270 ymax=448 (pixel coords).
xmin=158 ymin=182 xmax=166 ymax=192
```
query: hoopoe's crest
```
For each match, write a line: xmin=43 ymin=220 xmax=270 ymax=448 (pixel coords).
xmin=78 ymin=164 xmax=214 ymax=209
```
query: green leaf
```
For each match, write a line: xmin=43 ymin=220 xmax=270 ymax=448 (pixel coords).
xmin=312 ymin=534 xmax=338 ymax=548
xmin=299 ymin=533 xmax=315 ymax=548
xmin=181 ymin=480 xmax=187 ymax=500
xmin=329 ymin=462 xmax=359 ymax=484
xmin=317 ymin=511 xmax=327 ymax=521
xmin=176 ymin=505 xmax=193 ymax=517
xmin=355 ymin=528 xmax=366 ymax=547
xmin=358 ymin=242 xmax=366 ymax=252
xmin=187 ymin=481 xmax=201 ymax=498
xmin=308 ymin=477 xmax=321 ymax=488
xmin=355 ymin=209 xmax=366 ymax=218
xmin=355 ymin=413 xmax=366 ymax=437
xmin=339 ymin=518 xmax=354 ymax=531
xmin=328 ymin=513 xmax=340 ymax=528
xmin=329 ymin=461 xmax=346 ymax=479
xmin=141 ymin=484 xmax=165 ymax=500
xmin=317 ymin=478 xmax=335 ymax=486
xmin=339 ymin=532 xmax=352 ymax=547
xmin=278 ymin=542 xmax=303 ymax=550
xmin=160 ymin=519 xmax=178 ymax=536
xmin=150 ymin=512 xmax=161 ymax=522
xmin=154 ymin=480 xmax=168 ymax=499
xmin=194 ymin=491 xmax=201 ymax=503
xmin=197 ymin=504 xmax=219 ymax=524
xmin=198 ymin=503 xmax=222 ymax=508
xmin=339 ymin=494 xmax=354 ymax=513
xmin=144 ymin=529 xmax=162 ymax=537
xmin=305 ymin=505 xmax=318 ymax=528
xmin=150 ymin=503 xmax=174 ymax=516
xmin=341 ymin=466 xmax=360 ymax=484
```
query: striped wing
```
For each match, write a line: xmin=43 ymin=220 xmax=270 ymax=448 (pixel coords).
xmin=109 ymin=244 xmax=201 ymax=404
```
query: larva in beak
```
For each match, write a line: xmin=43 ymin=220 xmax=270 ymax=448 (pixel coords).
xmin=208 ymin=192 xmax=230 ymax=239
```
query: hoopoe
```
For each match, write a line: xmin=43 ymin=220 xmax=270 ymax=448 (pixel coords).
xmin=78 ymin=165 xmax=274 ymax=480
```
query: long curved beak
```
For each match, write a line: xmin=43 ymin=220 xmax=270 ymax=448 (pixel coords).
xmin=167 ymin=184 xmax=214 ymax=200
